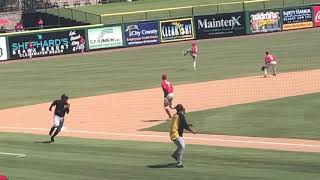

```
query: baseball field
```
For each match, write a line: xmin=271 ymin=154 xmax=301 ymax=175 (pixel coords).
xmin=1 ymin=15 xmax=320 ymax=180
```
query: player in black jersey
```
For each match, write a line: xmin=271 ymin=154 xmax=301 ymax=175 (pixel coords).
xmin=49 ymin=94 xmax=70 ymax=142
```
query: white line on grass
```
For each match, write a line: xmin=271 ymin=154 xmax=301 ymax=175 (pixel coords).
xmin=0 ymin=152 xmax=26 ymax=158
xmin=1 ymin=126 xmax=320 ymax=148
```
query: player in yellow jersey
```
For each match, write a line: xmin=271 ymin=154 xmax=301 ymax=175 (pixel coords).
xmin=170 ymin=104 xmax=196 ymax=168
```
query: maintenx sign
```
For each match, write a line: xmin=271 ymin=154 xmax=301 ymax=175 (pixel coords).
xmin=160 ymin=18 xmax=194 ymax=42
xmin=282 ymin=7 xmax=313 ymax=30
xmin=194 ymin=12 xmax=245 ymax=39
xmin=9 ymin=30 xmax=85 ymax=59
xmin=124 ymin=21 xmax=159 ymax=47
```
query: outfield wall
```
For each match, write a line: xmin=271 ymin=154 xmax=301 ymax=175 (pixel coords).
xmin=0 ymin=4 xmax=319 ymax=61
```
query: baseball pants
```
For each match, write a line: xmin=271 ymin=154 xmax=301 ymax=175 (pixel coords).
xmin=264 ymin=61 xmax=277 ymax=75
xmin=54 ymin=115 xmax=64 ymax=130
xmin=172 ymin=137 xmax=185 ymax=164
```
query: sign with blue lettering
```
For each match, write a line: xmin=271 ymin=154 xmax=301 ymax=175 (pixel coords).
xmin=9 ymin=30 xmax=85 ymax=59
xmin=194 ymin=12 xmax=245 ymax=39
xmin=124 ymin=21 xmax=159 ymax=47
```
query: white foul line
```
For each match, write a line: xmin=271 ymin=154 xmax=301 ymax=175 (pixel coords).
xmin=0 ymin=152 xmax=26 ymax=158
xmin=1 ymin=126 xmax=320 ymax=149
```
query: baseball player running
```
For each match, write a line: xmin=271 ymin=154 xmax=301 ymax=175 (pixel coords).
xmin=184 ymin=41 xmax=198 ymax=70
xmin=170 ymin=104 xmax=196 ymax=168
xmin=261 ymin=50 xmax=278 ymax=78
xmin=161 ymin=73 xmax=174 ymax=120
xmin=49 ymin=94 xmax=70 ymax=142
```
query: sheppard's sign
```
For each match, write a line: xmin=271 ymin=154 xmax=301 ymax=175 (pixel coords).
xmin=194 ymin=12 xmax=245 ymax=39
xmin=249 ymin=11 xmax=281 ymax=33
xmin=9 ymin=30 xmax=85 ymax=59
xmin=282 ymin=7 xmax=313 ymax=30
xmin=313 ymin=6 xmax=320 ymax=27
xmin=88 ymin=26 xmax=123 ymax=49
xmin=160 ymin=18 xmax=194 ymax=42
xmin=0 ymin=37 xmax=8 ymax=61
xmin=124 ymin=21 xmax=159 ymax=47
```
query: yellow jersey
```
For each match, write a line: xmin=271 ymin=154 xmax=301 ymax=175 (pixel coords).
xmin=170 ymin=114 xmax=180 ymax=141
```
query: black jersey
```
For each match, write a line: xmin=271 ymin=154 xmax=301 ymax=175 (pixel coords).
xmin=51 ymin=100 xmax=70 ymax=117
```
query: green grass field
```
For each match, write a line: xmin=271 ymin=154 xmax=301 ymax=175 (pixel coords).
xmin=0 ymin=29 xmax=319 ymax=110
xmin=1 ymin=132 xmax=320 ymax=180
xmin=147 ymin=93 xmax=320 ymax=140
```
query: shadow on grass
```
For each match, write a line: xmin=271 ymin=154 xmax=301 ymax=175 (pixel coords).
xmin=34 ymin=141 xmax=52 ymax=144
xmin=147 ymin=163 xmax=177 ymax=169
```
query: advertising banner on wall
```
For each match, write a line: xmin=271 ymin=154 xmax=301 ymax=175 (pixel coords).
xmin=0 ymin=37 xmax=8 ymax=61
xmin=282 ymin=7 xmax=313 ymax=30
xmin=124 ymin=21 xmax=159 ymax=47
xmin=249 ymin=10 xmax=281 ymax=34
xmin=88 ymin=26 xmax=123 ymax=49
xmin=314 ymin=6 xmax=320 ymax=27
xmin=194 ymin=12 xmax=245 ymax=39
xmin=8 ymin=30 xmax=85 ymax=60
xmin=160 ymin=18 xmax=194 ymax=42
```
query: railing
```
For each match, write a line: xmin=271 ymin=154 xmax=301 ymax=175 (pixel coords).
xmin=99 ymin=0 xmax=320 ymax=24
xmin=26 ymin=0 xmax=320 ymax=25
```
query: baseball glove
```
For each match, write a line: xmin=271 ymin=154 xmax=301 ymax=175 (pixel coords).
xmin=261 ymin=66 xmax=265 ymax=71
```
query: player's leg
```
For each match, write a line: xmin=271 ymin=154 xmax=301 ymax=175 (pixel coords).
xmin=164 ymin=98 xmax=172 ymax=119
xmin=171 ymin=143 xmax=179 ymax=161
xmin=28 ymin=48 xmax=32 ymax=59
xmin=192 ymin=55 xmax=197 ymax=70
xmin=49 ymin=127 xmax=55 ymax=136
xmin=81 ymin=43 xmax=85 ymax=54
xmin=167 ymin=94 xmax=175 ymax=109
xmin=49 ymin=115 xmax=59 ymax=136
xmin=264 ymin=64 xmax=269 ymax=77
xmin=184 ymin=49 xmax=191 ymax=56
xmin=51 ymin=117 xmax=64 ymax=142
xmin=270 ymin=62 xmax=277 ymax=76
xmin=174 ymin=137 xmax=185 ymax=167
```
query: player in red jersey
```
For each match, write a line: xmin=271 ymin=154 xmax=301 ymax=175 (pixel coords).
xmin=261 ymin=50 xmax=278 ymax=78
xmin=161 ymin=73 xmax=175 ymax=120
xmin=79 ymin=35 xmax=85 ymax=55
xmin=0 ymin=175 xmax=8 ymax=180
xmin=27 ymin=41 xmax=34 ymax=59
xmin=184 ymin=41 xmax=198 ymax=70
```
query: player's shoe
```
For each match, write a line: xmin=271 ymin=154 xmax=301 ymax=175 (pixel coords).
xmin=272 ymin=74 xmax=277 ymax=76
xmin=50 ymin=137 xmax=55 ymax=142
xmin=176 ymin=163 xmax=184 ymax=168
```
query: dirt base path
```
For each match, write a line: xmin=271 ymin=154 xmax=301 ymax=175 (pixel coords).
xmin=1 ymin=69 xmax=320 ymax=152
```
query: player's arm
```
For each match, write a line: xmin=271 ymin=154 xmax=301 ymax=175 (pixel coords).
xmin=65 ymin=104 xmax=70 ymax=114
xmin=49 ymin=100 xmax=57 ymax=111
xmin=180 ymin=114 xmax=196 ymax=134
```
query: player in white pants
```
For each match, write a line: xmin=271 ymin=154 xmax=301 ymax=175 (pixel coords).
xmin=184 ymin=41 xmax=198 ymax=70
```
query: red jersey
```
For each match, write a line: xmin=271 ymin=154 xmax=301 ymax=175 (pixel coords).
xmin=79 ymin=36 xmax=85 ymax=44
xmin=0 ymin=175 xmax=8 ymax=180
xmin=38 ymin=19 xmax=44 ymax=25
xmin=191 ymin=44 xmax=198 ymax=55
xmin=265 ymin=54 xmax=276 ymax=64
xmin=28 ymin=41 xmax=33 ymax=48
xmin=162 ymin=80 xmax=174 ymax=97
